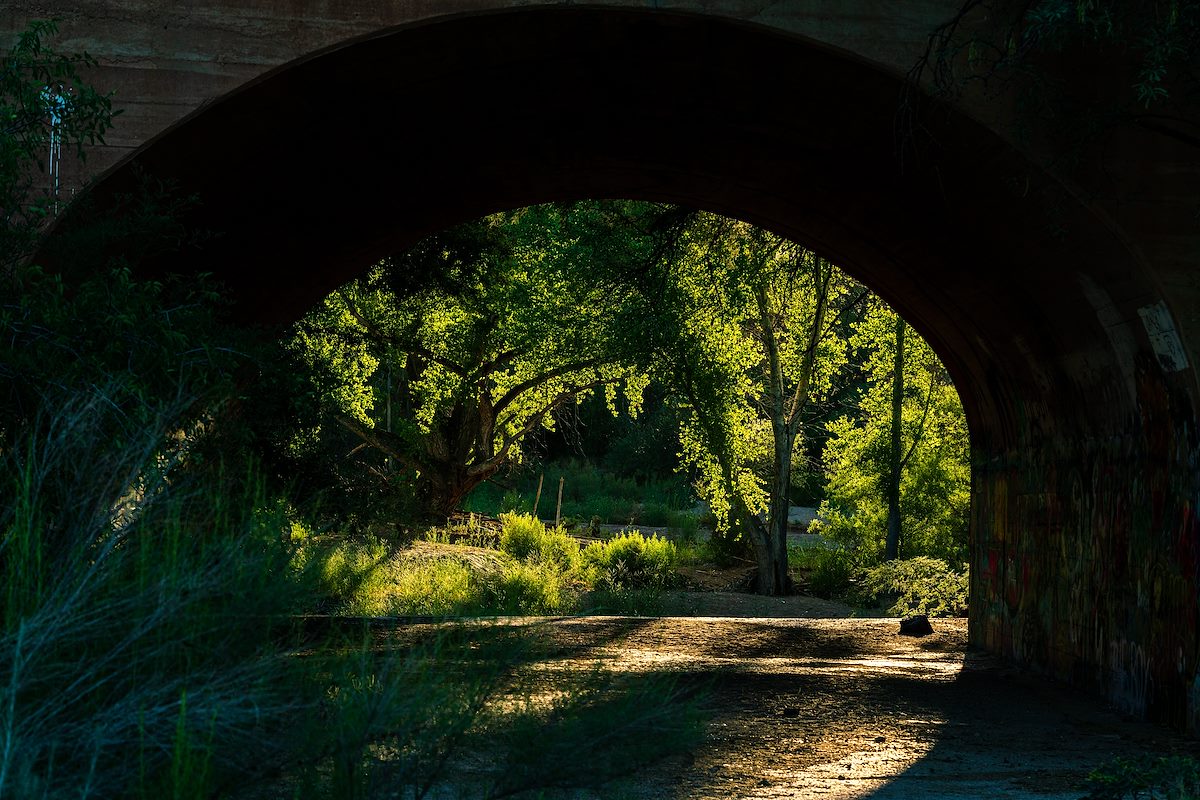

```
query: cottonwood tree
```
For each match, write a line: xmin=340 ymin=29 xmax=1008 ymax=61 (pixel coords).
xmin=815 ymin=298 xmax=970 ymax=564
xmin=646 ymin=215 xmax=863 ymax=595
xmin=289 ymin=204 xmax=657 ymax=519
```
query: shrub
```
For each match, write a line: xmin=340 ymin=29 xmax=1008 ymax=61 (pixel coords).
xmin=304 ymin=536 xmax=392 ymax=609
xmin=1081 ymin=755 xmax=1200 ymax=800
xmin=377 ymin=559 xmax=478 ymax=616
xmin=484 ymin=561 xmax=566 ymax=615
xmin=582 ymin=531 xmax=679 ymax=591
xmin=805 ymin=547 xmax=859 ymax=599
xmin=498 ymin=513 xmax=581 ymax=571
xmin=857 ymin=556 xmax=968 ymax=617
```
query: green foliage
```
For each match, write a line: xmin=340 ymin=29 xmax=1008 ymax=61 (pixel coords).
xmin=814 ymin=299 xmax=970 ymax=563
xmin=805 ymin=548 xmax=861 ymax=600
xmin=625 ymin=212 xmax=866 ymax=593
xmin=582 ymin=532 xmax=680 ymax=591
xmin=285 ymin=203 xmax=664 ymax=520
xmin=498 ymin=512 xmax=581 ymax=572
xmin=301 ymin=518 xmax=580 ymax=617
xmin=464 ymin=459 xmax=698 ymax=532
xmin=484 ymin=561 xmax=566 ymax=615
xmin=1 ymin=20 xmax=115 ymax=273
xmin=857 ymin=557 xmax=969 ymax=617
xmin=1081 ymin=754 xmax=1200 ymax=800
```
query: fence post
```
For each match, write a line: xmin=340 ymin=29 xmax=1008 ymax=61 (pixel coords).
xmin=554 ymin=476 xmax=565 ymax=529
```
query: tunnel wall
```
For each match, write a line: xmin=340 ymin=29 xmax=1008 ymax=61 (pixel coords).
xmin=973 ymin=381 xmax=1200 ymax=731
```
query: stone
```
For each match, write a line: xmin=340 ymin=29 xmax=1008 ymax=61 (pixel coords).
xmin=899 ymin=614 xmax=933 ymax=637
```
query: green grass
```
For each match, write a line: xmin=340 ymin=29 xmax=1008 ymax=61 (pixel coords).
xmin=299 ymin=515 xmax=685 ymax=618
xmin=1 ymin=389 xmax=706 ymax=798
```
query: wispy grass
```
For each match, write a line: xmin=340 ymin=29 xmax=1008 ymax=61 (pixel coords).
xmin=0 ymin=388 xmax=307 ymax=798
xmin=1 ymin=387 xmax=707 ymax=798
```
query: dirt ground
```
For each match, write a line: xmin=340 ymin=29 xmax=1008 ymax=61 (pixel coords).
xmin=427 ymin=607 xmax=1197 ymax=799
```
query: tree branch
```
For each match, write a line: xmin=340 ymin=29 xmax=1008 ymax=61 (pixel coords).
xmin=335 ymin=416 xmax=425 ymax=474
xmin=491 ymin=358 xmax=607 ymax=418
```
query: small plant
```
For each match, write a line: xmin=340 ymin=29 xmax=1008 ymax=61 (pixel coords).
xmin=584 ymin=588 xmax=665 ymax=616
xmin=857 ymin=556 xmax=968 ymax=617
xmin=498 ymin=513 xmax=581 ymax=571
xmin=1081 ymin=754 xmax=1200 ymax=800
xmin=804 ymin=547 xmax=859 ymax=599
xmin=484 ymin=561 xmax=567 ymax=614
xmin=582 ymin=531 xmax=679 ymax=591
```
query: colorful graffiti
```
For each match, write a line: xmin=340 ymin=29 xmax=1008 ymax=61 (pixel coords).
xmin=970 ymin=358 xmax=1200 ymax=733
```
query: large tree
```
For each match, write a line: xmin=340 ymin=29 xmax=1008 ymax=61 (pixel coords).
xmin=288 ymin=204 xmax=659 ymax=519
xmin=645 ymin=215 xmax=863 ymax=595
xmin=815 ymin=298 xmax=970 ymax=564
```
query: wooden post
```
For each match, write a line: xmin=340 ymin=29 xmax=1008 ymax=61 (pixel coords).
xmin=554 ymin=476 xmax=564 ymax=529
xmin=532 ymin=474 xmax=544 ymax=518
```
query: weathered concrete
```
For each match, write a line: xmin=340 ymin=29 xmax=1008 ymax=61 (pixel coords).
xmin=3 ymin=2 xmax=1198 ymax=731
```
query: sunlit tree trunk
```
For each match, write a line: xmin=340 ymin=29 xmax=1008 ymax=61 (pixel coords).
xmin=751 ymin=259 xmax=830 ymax=595
xmin=884 ymin=316 xmax=905 ymax=561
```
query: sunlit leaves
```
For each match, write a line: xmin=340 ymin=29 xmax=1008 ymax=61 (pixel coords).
xmin=288 ymin=203 xmax=662 ymax=514
xmin=815 ymin=300 xmax=970 ymax=562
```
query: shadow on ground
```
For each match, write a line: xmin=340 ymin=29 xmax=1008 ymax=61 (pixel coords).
xmin=474 ymin=616 xmax=1197 ymax=799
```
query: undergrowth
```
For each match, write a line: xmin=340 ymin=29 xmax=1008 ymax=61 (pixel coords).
xmin=1081 ymin=754 xmax=1200 ymax=800
xmin=300 ymin=514 xmax=680 ymax=617
xmin=463 ymin=460 xmax=698 ymax=532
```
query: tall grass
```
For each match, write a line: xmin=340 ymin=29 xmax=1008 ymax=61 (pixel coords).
xmin=1 ymin=386 xmax=707 ymax=798
xmin=0 ymin=388 xmax=307 ymax=798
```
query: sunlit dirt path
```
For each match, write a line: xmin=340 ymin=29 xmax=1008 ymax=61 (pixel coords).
xmin=470 ymin=615 xmax=1196 ymax=799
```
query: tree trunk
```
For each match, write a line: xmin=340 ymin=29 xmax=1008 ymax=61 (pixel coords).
xmin=740 ymin=505 xmax=790 ymax=595
xmin=426 ymin=463 xmax=498 ymax=520
xmin=884 ymin=316 xmax=905 ymax=561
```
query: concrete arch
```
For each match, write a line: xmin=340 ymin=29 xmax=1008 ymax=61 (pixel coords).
xmin=18 ymin=4 xmax=1200 ymax=730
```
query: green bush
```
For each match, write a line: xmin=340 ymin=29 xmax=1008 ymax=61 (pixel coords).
xmin=805 ymin=548 xmax=859 ymax=599
xmin=1081 ymin=755 xmax=1200 ymax=800
xmin=857 ymin=556 xmax=968 ymax=617
xmin=484 ymin=561 xmax=567 ymax=614
xmin=303 ymin=536 xmax=391 ymax=608
xmin=498 ymin=512 xmax=581 ymax=571
xmin=582 ymin=531 xmax=679 ymax=591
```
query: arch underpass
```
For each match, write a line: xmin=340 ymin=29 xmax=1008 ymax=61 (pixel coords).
xmin=8 ymin=2 xmax=1199 ymax=731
